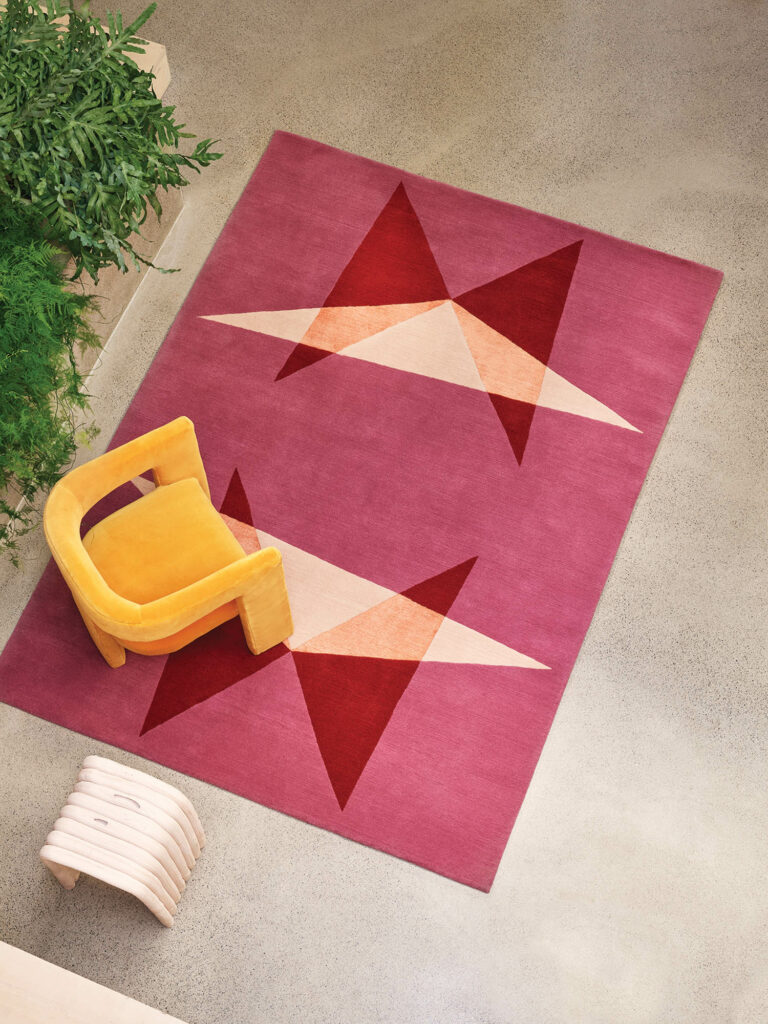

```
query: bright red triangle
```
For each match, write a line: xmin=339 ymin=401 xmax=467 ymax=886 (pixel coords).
xmin=325 ymin=183 xmax=448 ymax=307
xmin=293 ymin=652 xmax=420 ymax=809
xmin=402 ymin=556 xmax=477 ymax=616
xmin=140 ymin=618 xmax=289 ymax=734
xmin=219 ymin=468 xmax=253 ymax=524
xmin=456 ymin=240 xmax=583 ymax=365
xmin=275 ymin=183 xmax=448 ymax=381
xmin=488 ymin=392 xmax=537 ymax=464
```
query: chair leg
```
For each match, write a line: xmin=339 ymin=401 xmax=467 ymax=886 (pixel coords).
xmin=237 ymin=559 xmax=294 ymax=656
xmin=73 ymin=594 xmax=126 ymax=668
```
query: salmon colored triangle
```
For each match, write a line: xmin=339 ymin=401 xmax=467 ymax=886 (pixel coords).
xmin=453 ymin=304 xmax=547 ymax=406
xmin=221 ymin=513 xmax=261 ymax=554
xmin=297 ymin=594 xmax=442 ymax=659
xmin=297 ymin=556 xmax=477 ymax=658
xmin=456 ymin=240 xmax=583 ymax=364
xmin=300 ymin=301 xmax=443 ymax=354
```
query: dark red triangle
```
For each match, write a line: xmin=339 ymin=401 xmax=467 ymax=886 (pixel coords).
xmin=293 ymin=652 xmax=420 ymax=809
xmin=140 ymin=618 xmax=289 ymax=734
xmin=219 ymin=468 xmax=253 ymax=524
xmin=324 ymin=183 xmax=449 ymax=308
xmin=295 ymin=557 xmax=476 ymax=808
xmin=275 ymin=342 xmax=333 ymax=381
xmin=456 ymin=240 xmax=583 ymax=365
xmin=139 ymin=468 xmax=285 ymax=734
xmin=402 ymin=556 xmax=477 ymax=616
xmin=488 ymin=392 xmax=536 ymax=464
xmin=275 ymin=184 xmax=449 ymax=381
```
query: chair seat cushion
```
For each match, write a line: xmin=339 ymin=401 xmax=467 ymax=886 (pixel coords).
xmin=83 ymin=479 xmax=245 ymax=604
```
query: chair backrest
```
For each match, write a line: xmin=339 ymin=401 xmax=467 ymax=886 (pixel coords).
xmin=43 ymin=417 xmax=210 ymax=631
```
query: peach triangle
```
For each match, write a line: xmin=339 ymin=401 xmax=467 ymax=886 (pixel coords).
xmin=452 ymin=303 xmax=547 ymax=406
xmin=424 ymin=617 xmax=549 ymax=669
xmin=255 ymin=530 xmax=397 ymax=650
xmin=454 ymin=303 xmax=639 ymax=431
xmin=300 ymin=301 xmax=443 ymax=354
xmin=131 ymin=476 xmax=155 ymax=496
xmin=200 ymin=307 xmax=321 ymax=341
xmin=220 ymin=513 xmax=261 ymax=554
xmin=297 ymin=593 xmax=443 ymax=660
xmin=536 ymin=369 xmax=640 ymax=431
xmin=342 ymin=301 xmax=484 ymax=390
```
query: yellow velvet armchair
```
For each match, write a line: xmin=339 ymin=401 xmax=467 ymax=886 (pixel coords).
xmin=43 ymin=417 xmax=293 ymax=668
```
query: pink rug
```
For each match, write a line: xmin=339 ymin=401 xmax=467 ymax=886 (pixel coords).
xmin=0 ymin=133 xmax=722 ymax=890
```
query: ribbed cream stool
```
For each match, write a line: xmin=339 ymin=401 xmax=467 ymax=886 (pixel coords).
xmin=40 ymin=756 xmax=205 ymax=927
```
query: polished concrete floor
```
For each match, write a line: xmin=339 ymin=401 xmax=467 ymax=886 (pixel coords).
xmin=1 ymin=1 xmax=766 ymax=1022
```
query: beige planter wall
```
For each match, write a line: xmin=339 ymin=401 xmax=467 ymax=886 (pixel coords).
xmin=135 ymin=37 xmax=171 ymax=98
xmin=74 ymin=186 xmax=183 ymax=371
xmin=0 ymin=940 xmax=189 ymax=1023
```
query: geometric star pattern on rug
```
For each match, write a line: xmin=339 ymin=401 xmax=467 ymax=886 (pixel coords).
xmin=201 ymin=183 xmax=639 ymax=463
xmin=138 ymin=470 xmax=548 ymax=807
xmin=0 ymin=131 xmax=723 ymax=891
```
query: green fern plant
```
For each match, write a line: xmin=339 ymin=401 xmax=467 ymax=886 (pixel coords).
xmin=0 ymin=0 xmax=221 ymax=281
xmin=0 ymin=202 xmax=100 ymax=563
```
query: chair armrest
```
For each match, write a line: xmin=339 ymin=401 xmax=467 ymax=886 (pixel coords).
xmin=111 ymin=547 xmax=285 ymax=643
xmin=44 ymin=482 xmax=143 ymax=629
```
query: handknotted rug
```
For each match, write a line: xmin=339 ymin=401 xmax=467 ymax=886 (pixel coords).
xmin=0 ymin=133 xmax=722 ymax=890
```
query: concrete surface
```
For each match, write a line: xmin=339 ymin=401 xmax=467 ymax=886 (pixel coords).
xmin=1 ymin=1 xmax=766 ymax=1022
